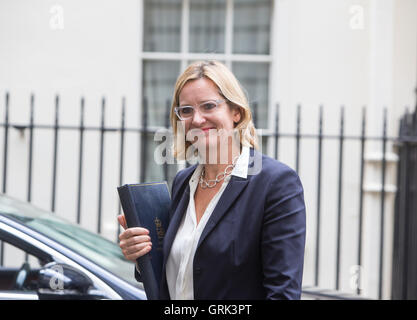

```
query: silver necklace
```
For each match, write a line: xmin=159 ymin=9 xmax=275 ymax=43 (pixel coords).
xmin=199 ymin=155 xmax=239 ymax=189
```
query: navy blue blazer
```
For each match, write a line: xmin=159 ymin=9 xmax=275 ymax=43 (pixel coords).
xmin=135 ymin=148 xmax=306 ymax=299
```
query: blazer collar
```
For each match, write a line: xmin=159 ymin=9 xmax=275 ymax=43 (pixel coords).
xmin=163 ymin=169 xmax=194 ymax=262
xmin=196 ymin=174 xmax=249 ymax=249
xmin=163 ymin=147 xmax=257 ymax=260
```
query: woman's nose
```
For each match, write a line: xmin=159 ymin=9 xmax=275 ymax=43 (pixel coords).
xmin=191 ymin=108 xmax=206 ymax=126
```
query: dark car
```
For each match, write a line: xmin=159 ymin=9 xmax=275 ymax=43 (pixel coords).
xmin=0 ymin=194 xmax=146 ymax=300
xmin=0 ymin=193 xmax=367 ymax=301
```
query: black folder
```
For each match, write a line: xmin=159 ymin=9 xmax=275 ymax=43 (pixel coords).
xmin=117 ymin=182 xmax=171 ymax=300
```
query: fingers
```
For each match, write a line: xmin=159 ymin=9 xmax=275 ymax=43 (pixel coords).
xmin=118 ymin=226 xmax=149 ymax=240
xmin=121 ymin=234 xmax=151 ymax=247
xmin=118 ymin=227 xmax=152 ymax=262
xmin=122 ymin=242 xmax=152 ymax=261
xmin=117 ymin=214 xmax=127 ymax=230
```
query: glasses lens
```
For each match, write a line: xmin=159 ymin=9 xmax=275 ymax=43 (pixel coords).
xmin=179 ymin=106 xmax=194 ymax=119
xmin=200 ymin=101 xmax=218 ymax=113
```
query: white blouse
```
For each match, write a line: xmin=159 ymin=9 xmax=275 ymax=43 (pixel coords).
xmin=166 ymin=146 xmax=249 ymax=300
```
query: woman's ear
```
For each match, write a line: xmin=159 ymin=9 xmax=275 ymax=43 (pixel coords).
xmin=233 ymin=107 xmax=242 ymax=125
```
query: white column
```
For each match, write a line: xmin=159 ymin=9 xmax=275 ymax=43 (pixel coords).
xmin=362 ymin=0 xmax=395 ymax=300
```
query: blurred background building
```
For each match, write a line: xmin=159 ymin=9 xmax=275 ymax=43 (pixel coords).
xmin=0 ymin=0 xmax=416 ymax=299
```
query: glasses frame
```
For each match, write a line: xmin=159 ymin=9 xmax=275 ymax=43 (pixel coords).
xmin=174 ymin=99 xmax=225 ymax=121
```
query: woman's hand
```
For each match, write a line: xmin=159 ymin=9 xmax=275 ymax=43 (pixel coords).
xmin=117 ymin=214 xmax=152 ymax=262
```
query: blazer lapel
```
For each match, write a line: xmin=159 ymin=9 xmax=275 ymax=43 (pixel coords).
xmin=163 ymin=184 xmax=189 ymax=260
xmin=165 ymin=148 xmax=258 ymax=253
xmin=162 ymin=167 xmax=250 ymax=260
xmin=197 ymin=147 xmax=258 ymax=248
xmin=197 ymin=175 xmax=249 ymax=249
xmin=162 ymin=164 xmax=197 ymax=265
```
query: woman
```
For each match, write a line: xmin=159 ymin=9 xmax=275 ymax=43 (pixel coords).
xmin=118 ymin=60 xmax=306 ymax=300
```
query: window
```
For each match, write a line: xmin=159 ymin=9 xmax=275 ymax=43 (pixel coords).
xmin=143 ymin=0 xmax=182 ymax=52
xmin=0 ymin=241 xmax=44 ymax=294
xmin=141 ymin=0 xmax=273 ymax=181
xmin=233 ymin=0 xmax=271 ymax=55
xmin=189 ymin=0 xmax=226 ymax=53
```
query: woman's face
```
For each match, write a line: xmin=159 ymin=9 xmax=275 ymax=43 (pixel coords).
xmin=178 ymin=77 xmax=241 ymax=160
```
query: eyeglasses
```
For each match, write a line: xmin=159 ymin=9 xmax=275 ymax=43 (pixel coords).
xmin=174 ymin=99 xmax=225 ymax=121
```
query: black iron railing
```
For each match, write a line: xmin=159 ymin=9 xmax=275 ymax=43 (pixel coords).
xmin=392 ymin=106 xmax=417 ymax=300
xmin=0 ymin=91 xmax=404 ymax=299
xmin=272 ymin=103 xmax=394 ymax=299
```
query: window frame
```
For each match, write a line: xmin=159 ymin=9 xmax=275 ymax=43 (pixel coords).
xmin=139 ymin=0 xmax=276 ymax=166
xmin=140 ymin=0 xmax=274 ymax=67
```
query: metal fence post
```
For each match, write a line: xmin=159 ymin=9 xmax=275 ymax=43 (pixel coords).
xmin=97 ymin=97 xmax=106 ymax=234
xmin=392 ymin=105 xmax=417 ymax=299
xmin=51 ymin=95 xmax=59 ymax=213
xmin=76 ymin=97 xmax=85 ymax=225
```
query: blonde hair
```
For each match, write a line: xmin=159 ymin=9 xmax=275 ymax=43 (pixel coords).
xmin=170 ymin=60 xmax=259 ymax=160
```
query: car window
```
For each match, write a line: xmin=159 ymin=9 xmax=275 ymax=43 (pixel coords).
xmin=0 ymin=241 xmax=44 ymax=292
xmin=0 ymin=197 xmax=140 ymax=289
xmin=1 ymin=241 xmax=42 ymax=269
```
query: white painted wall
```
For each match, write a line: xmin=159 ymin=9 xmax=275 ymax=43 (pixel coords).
xmin=0 ymin=0 xmax=141 ymax=239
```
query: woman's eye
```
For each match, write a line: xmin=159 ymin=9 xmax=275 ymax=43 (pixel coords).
xmin=202 ymin=102 xmax=216 ymax=110
xmin=181 ymin=107 xmax=193 ymax=114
